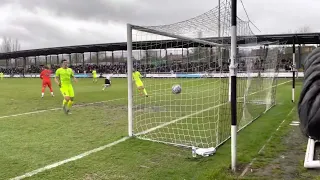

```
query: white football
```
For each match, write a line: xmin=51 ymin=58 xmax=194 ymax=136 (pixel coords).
xmin=172 ymin=84 xmax=182 ymax=94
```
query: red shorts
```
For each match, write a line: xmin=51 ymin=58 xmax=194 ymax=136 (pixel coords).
xmin=42 ymin=80 xmax=52 ymax=88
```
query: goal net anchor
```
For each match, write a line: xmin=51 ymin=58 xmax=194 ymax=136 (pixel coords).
xmin=304 ymin=138 xmax=320 ymax=168
xmin=192 ymin=146 xmax=217 ymax=157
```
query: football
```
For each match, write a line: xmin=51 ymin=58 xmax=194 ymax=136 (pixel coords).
xmin=172 ymin=84 xmax=182 ymax=94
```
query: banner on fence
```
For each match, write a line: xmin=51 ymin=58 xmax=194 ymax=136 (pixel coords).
xmin=3 ymin=72 xmax=304 ymax=78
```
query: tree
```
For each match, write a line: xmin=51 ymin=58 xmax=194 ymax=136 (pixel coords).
xmin=0 ymin=37 xmax=21 ymax=66
xmin=295 ymin=25 xmax=312 ymax=33
xmin=286 ymin=25 xmax=312 ymax=34
xmin=287 ymin=29 xmax=293 ymax=34
xmin=0 ymin=36 xmax=21 ymax=53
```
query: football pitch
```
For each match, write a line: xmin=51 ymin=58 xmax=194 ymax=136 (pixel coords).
xmin=0 ymin=77 xmax=301 ymax=179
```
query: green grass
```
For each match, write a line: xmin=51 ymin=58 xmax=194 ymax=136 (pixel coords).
xmin=134 ymin=77 xmax=286 ymax=148
xmin=239 ymin=80 xmax=320 ymax=180
xmin=0 ymin=77 xmax=299 ymax=180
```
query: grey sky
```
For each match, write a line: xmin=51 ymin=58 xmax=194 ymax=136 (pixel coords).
xmin=0 ymin=0 xmax=319 ymax=50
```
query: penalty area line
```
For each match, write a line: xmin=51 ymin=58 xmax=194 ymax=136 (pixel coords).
xmin=136 ymin=80 xmax=292 ymax=136
xmin=10 ymin=137 xmax=130 ymax=180
xmin=8 ymin=80 xmax=293 ymax=179
xmin=1 ymin=80 xmax=291 ymax=120
xmin=0 ymin=97 xmax=126 ymax=120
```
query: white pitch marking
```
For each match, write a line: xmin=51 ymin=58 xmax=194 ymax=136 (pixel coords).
xmin=0 ymin=97 xmax=126 ymax=120
xmin=9 ymin=80 xmax=292 ymax=179
xmin=240 ymin=106 xmax=296 ymax=177
xmin=10 ymin=137 xmax=129 ymax=180
xmin=290 ymin=121 xmax=300 ymax=126
xmin=1 ymin=86 xmax=170 ymax=120
xmin=136 ymin=102 xmax=227 ymax=136
xmin=1 ymin=80 xmax=291 ymax=120
xmin=137 ymin=80 xmax=292 ymax=136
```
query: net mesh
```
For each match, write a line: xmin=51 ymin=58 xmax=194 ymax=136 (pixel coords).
xmin=237 ymin=42 xmax=282 ymax=130
xmin=128 ymin=0 xmax=280 ymax=149
xmin=142 ymin=0 xmax=254 ymax=39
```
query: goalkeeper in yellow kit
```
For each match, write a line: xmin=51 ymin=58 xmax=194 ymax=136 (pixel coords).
xmin=92 ymin=69 xmax=98 ymax=83
xmin=55 ymin=59 xmax=78 ymax=114
xmin=133 ymin=69 xmax=148 ymax=97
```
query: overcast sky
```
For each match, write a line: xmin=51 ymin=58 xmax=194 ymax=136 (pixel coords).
xmin=0 ymin=0 xmax=319 ymax=50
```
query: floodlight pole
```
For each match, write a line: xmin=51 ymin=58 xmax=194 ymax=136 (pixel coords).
xmin=230 ymin=0 xmax=237 ymax=172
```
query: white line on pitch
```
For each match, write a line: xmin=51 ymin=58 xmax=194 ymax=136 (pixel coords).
xmin=136 ymin=102 xmax=227 ymax=136
xmin=0 ymin=86 xmax=169 ymax=120
xmin=10 ymin=137 xmax=129 ymax=180
xmin=0 ymin=97 xmax=126 ymax=120
xmin=240 ymin=106 xmax=296 ymax=177
xmin=290 ymin=123 xmax=300 ymax=126
xmin=137 ymin=80 xmax=292 ymax=136
xmin=290 ymin=120 xmax=300 ymax=126
xmin=9 ymin=80 xmax=292 ymax=179
xmin=0 ymin=80 xmax=291 ymax=120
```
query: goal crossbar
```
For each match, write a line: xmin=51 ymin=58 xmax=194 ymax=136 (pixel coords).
xmin=238 ymin=40 xmax=280 ymax=47
xmin=130 ymin=24 xmax=226 ymax=47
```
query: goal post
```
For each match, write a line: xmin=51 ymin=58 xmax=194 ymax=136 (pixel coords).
xmin=126 ymin=0 xmax=281 ymax=171
xmin=127 ymin=23 xmax=133 ymax=137
xmin=127 ymin=23 xmax=229 ymax=148
xmin=292 ymin=39 xmax=296 ymax=103
xmin=230 ymin=0 xmax=237 ymax=171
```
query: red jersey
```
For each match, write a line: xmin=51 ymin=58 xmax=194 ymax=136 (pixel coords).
xmin=40 ymin=69 xmax=52 ymax=81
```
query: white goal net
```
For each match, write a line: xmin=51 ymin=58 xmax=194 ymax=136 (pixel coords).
xmin=127 ymin=0 xmax=280 ymax=149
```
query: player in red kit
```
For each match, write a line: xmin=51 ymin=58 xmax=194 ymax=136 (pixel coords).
xmin=40 ymin=66 xmax=54 ymax=98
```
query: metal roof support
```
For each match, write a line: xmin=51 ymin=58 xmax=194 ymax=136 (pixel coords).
xmin=1 ymin=33 xmax=320 ymax=60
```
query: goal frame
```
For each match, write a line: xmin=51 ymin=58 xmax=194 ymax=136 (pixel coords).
xmin=230 ymin=0 xmax=237 ymax=172
xmin=126 ymin=23 xmax=226 ymax=138
xmin=126 ymin=2 xmax=276 ymax=171
xmin=127 ymin=23 xmax=133 ymax=137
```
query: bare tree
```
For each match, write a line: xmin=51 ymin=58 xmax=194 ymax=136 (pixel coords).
xmin=294 ymin=26 xmax=313 ymax=47
xmin=0 ymin=37 xmax=21 ymax=67
xmin=286 ymin=26 xmax=312 ymax=34
xmin=0 ymin=36 xmax=21 ymax=53
xmin=295 ymin=25 xmax=312 ymax=33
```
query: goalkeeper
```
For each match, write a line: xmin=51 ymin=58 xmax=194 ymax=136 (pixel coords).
xmin=133 ymin=69 xmax=148 ymax=97
xmin=92 ymin=69 xmax=98 ymax=83
xmin=55 ymin=59 xmax=78 ymax=114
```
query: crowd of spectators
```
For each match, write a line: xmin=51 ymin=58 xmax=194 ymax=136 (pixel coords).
xmin=0 ymin=64 xmax=128 ymax=75
xmin=0 ymin=59 xmax=294 ymax=75
xmin=0 ymin=62 xmax=228 ymax=74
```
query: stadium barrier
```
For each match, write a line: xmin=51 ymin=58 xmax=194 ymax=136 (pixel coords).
xmin=3 ymin=74 xmax=90 ymax=78
xmin=3 ymin=72 xmax=304 ymax=78
xmin=175 ymin=74 xmax=202 ymax=78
